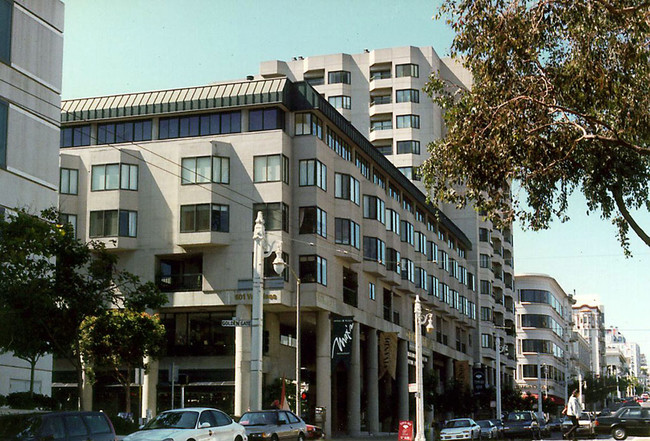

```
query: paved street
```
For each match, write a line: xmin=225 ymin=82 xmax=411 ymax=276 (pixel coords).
xmin=326 ymin=434 xmax=650 ymax=441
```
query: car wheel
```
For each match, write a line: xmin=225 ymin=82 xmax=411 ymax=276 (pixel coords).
xmin=299 ymin=434 xmax=305 ymax=441
xmin=612 ymin=426 xmax=627 ymax=440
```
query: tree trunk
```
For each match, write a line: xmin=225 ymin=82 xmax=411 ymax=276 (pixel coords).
xmin=29 ymin=357 xmax=36 ymax=397
xmin=125 ymin=368 xmax=132 ymax=414
xmin=77 ymin=348 xmax=85 ymax=411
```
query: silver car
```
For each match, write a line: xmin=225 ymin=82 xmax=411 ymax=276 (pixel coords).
xmin=239 ymin=410 xmax=307 ymax=441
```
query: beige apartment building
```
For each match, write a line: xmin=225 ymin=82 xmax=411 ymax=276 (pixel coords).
xmin=259 ymin=46 xmax=517 ymax=391
xmin=0 ymin=0 xmax=64 ymax=397
xmin=57 ymin=78 xmax=480 ymax=434
xmin=573 ymin=298 xmax=607 ymax=377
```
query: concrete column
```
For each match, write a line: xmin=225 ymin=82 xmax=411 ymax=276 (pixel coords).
xmin=316 ymin=311 xmax=332 ymax=437
xmin=347 ymin=323 xmax=361 ymax=435
xmin=141 ymin=357 xmax=158 ymax=420
xmin=397 ymin=338 xmax=409 ymax=423
xmin=446 ymin=357 xmax=455 ymax=382
xmin=366 ymin=328 xmax=380 ymax=434
xmin=235 ymin=304 xmax=251 ymax=416
xmin=81 ymin=361 xmax=93 ymax=411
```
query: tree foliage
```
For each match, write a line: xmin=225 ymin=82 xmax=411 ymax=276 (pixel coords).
xmin=422 ymin=0 xmax=650 ymax=254
xmin=0 ymin=208 xmax=167 ymax=409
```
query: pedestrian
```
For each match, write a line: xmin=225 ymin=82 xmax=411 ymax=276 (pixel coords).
xmin=564 ymin=389 xmax=582 ymax=440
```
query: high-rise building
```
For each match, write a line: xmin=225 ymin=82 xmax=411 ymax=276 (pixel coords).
xmin=260 ymin=45 xmax=517 ymax=390
xmin=58 ymin=77 xmax=479 ymax=433
xmin=0 ymin=0 xmax=64 ymax=397
xmin=573 ymin=297 xmax=606 ymax=377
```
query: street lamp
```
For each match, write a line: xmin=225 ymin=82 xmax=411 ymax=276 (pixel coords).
xmin=251 ymin=211 xmax=284 ymax=411
xmin=271 ymin=254 xmax=302 ymax=417
xmin=414 ymin=295 xmax=434 ymax=441
xmin=495 ymin=333 xmax=506 ymax=420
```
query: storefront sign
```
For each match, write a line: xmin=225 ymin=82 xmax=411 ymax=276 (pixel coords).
xmin=331 ymin=316 xmax=354 ymax=367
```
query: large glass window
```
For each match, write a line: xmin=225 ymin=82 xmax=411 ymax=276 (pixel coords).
xmin=370 ymin=69 xmax=391 ymax=80
xmin=363 ymin=195 xmax=385 ymax=223
xmin=181 ymin=156 xmax=230 ymax=185
xmin=299 ymin=206 xmax=327 ymax=237
xmin=97 ymin=120 xmax=152 ymax=144
xmin=299 ymin=159 xmax=326 ymax=190
xmin=249 ymin=108 xmax=285 ymax=131
xmin=343 ymin=268 xmax=358 ymax=307
xmin=180 ymin=204 xmax=229 ymax=233
xmin=335 ymin=218 xmax=360 ymax=249
xmin=328 ymin=95 xmax=351 ymax=109
xmin=363 ymin=237 xmax=386 ymax=264
xmin=396 ymin=64 xmax=419 ymax=78
xmin=396 ymin=114 xmax=420 ymax=129
xmin=159 ymin=111 xmax=241 ymax=139
xmin=90 ymin=210 xmax=137 ymax=238
xmin=520 ymin=289 xmax=563 ymax=316
xmin=295 ymin=113 xmax=323 ymax=138
xmin=59 ymin=213 xmax=77 ymax=238
xmin=521 ymin=314 xmax=564 ymax=337
xmin=370 ymin=120 xmax=392 ymax=131
xmin=0 ymin=0 xmax=11 ymax=64
xmin=60 ymin=168 xmax=79 ymax=195
xmin=160 ymin=311 xmax=235 ymax=356
xmin=397 ymin=140 xmax=420 ymax=154
xmin=254 ymin=154 xmax=289 ymax=184
xmin=386 ymin=209 xmax=400 ymax=234
xmin=396 ymin=89 xmax=420 ymax=103
xmin=326 ymin=128 xmax=352 ymax=161
xmin=252 ymin=203 xmax=289 ymax=232
xmin=387 ymin=248 xmax=401 ymax=274
xmin=400 ymin=220 xmax=414 ymax=245
xmin=91 ymin=163 xmax=138 ymax=191
xmin=334 ymin=173 xmax=360 ymax=205
xmin=60 ymin=125 xmax=91 ymax=148
xmin=328 ymin=71 xmax=351 ymax=84
xmin=299 ymin=255 xmax=327 ymax=285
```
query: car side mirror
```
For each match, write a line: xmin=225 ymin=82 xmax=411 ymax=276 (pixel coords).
xmin=200 ymin=422 xmax=211 ymax=428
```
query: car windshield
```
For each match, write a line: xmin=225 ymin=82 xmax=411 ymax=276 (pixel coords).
xmin=240 ymin=412 xmax=278 ymax=426
xmin=477 ymin=421 xmax=491 ymax=428
xmin=0 ymin=414 xmax=43 ymax=437
xmin=445 ymin=420 xmax=470 ymax=428
xmin=506 ymin=412 xmax=531 ymax=422
xmin=143 ymin=411 xmax=198 ymax=429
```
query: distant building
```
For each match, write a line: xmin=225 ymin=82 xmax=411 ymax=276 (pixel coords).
xmin=0 ymin=0 xmax=64 ymax=397
xmin=573 ymin=298 xmax=606 ymax=377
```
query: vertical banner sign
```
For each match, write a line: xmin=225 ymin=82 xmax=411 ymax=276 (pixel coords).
xmin=331 ymin=316 xmax=355 ymax=368
xmin=379 ymin=332 xmax=398 ymax=380
xmin=398 ymin=420 xmax=414 ymax=441
xmin=454 ymin=360 xmax=470 ymax=387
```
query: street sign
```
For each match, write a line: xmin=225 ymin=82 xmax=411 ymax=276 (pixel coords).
xmin=221 ymin=318 xmax=252 ymax=327
xmin=408 ymin=383 xmax=418 ymax=393
xmin=473 ymin=368 xmax=486 ymax=392
xmin=398 ymin=420 xmax=413 ymax=441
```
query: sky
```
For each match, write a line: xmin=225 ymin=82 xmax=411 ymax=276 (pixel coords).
xmin=61 ymin=0 xmax=650 ymax=357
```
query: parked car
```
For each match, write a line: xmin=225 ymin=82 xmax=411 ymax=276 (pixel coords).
xmin=440 ymin=418 xmax=482 ymax=440
xmin=476 ymin=420 xmax=498 ymax=439
xmin=501 ymin=411 xmax=540 ymax=439
xmin=560 ymin=414 xmax=595 ymax=438
xmin=546 ymin=417 xmax=563 ymax=432
xmin=124 ymin=407 xmax=246 ymax=441
xmin=488 ymin=419 xmax=504 ymax=439
xmin=595 ymin=406 xmax=650 ymax=440
xmin=239 ymin=409 xmax=307 ymax=441
xmin=0 ymin=411 xmax=116 ymax=441
xmin=538 ymin=419 xmax=550 ymax=438
xmin=304 ymin=424 xmax=324 ymax=440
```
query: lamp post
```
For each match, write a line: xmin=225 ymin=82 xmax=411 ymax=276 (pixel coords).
xmin=414 ymin=295 xmax=434 ymax=441
xmin=537 ymin=354 xmax=543 ymax=420
xmin=495 ymin=334 xmax=503 ymax=420
xmin=251 ymin=211 xmax=284 ymax=411
xmin=272 ymin=254 xmax=301 ymax=417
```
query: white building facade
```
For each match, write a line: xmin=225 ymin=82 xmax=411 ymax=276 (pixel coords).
xmin=573 ymin=298 xmax=606 ymax=377
xmin=58 ymin=78 xmax=480 ymax=434
xmin=0 ymin=0 xmax=64 ymax=397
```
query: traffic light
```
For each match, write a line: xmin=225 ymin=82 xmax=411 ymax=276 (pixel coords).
xmin=301 ymin=392 xmax=308 ymax=401
xmin=263 ymin=330 xmax=269 ymax=354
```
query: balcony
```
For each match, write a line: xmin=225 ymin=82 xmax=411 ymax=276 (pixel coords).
xmin=93 ymin=236 xmax=138 ymax=251
xmin=177 ymin=231 xmax=231 ymax=249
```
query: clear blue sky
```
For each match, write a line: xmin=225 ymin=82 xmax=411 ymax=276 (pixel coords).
xmin=62 ymin=0 xmax=650 ymax=357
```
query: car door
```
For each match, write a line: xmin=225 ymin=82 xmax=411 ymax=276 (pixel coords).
xmin=276 ymin=411 xmax=293 ymax=441
xmin=620 ymin=408 xmax=643 ymax=436
xmin=285 ymin=411 xmax=303 ymax=441
xmin=197 ymin=410 xmax=220 ymax=441
xmin=211 ymin=409 xmax=239 ymax=441
xmin=642 ymin=409 xmax=650 ymax=436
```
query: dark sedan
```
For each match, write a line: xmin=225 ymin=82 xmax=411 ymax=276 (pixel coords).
xmin=501 ymin=411 xmax=541 ymax=439
xmin=595 ymin=406 xmax=650 ymax=440
xmin=239 ymin=410 xmax=307 ymax=441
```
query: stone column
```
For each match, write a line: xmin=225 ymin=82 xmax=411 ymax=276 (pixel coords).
xmin=235 ymin=304 xmax=251 ymax=416
xmin=446 ymin=357 xmax=455 ymax=383
xmin=347 ymin=323 xmax=361 ymax=435
xmin=141 ymin=357 xmax=158 ymax=420
xmin=316 ymin=311 xmax=332 ymax=437
xmin=397 ymin=338 xmax=409 ymax=424
xmin=366 ymin=328 xmax=380 ymax=434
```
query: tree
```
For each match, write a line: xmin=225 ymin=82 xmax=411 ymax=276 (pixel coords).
xmin=0 ymin=208 xmax=167 ymax=409
xmin=422 ymin=0 xmax=650 ymax=254
xmin=79 ymin=309 xmax=166 ymax=414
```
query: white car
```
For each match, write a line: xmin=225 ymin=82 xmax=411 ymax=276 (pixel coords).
xmin=124 ymin=407 xmax=248 ymax=441
xmin=440 ymin=418 xmax=482 ymax=441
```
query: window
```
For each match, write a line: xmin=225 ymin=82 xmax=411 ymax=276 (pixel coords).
xmin=181 ymin=156 xmax=230 ymax=185
xmin=370 ymin=95 xmax=391 ymax=105
xmin=97 ymin=120 xmax=152 ymax=144
xmin=60 ymin=125 xmax=91 ymax=147
xmin=479 ymin=227 xmax=491 ymax=242
xmin=363 ymin=195 xmax=385 ymax=223
xmin=397 ymin=140 xmax=420 ymax=154
xmin=91 ymin=163 xmax=138 ymax=191
xmin=0 ymin=0 xmax=11 ymax=64
xmin=299 ymin=159 xmax=326 ymax=190
xmin=180 ymin=204 xmax=229 ymax=233
xmin=299 ymin=206 xmax=327 ymax=237
xmin=386 ymin=209 xmax=400 ymax=234
xmin=388 ymin=184 xmax=400 ymax=202
xmin=252 ymin=203 xmax=289 ymax=232
xmin=369 ymin=282 xmax=376 ymax=300
xmin=335 ymin=218 xmax=360 ymax=249
xmin=373 ymin=170 xmax=386 ymax=189
xmin=370 ymin=69 xmax=391 ymax=80
xmin=159 ymin=111 xmax=241 ymax=139
xmin=396 ymin=114 xmax=420 ymax=129
xmin=0 ymin=100 xmax=6 ymax=168
xmin=334 ymin=173 xmax=360 ymax=205
xmin=481 ymin=334 xmax=494 ymax=349
xmin=254 ymin=154 xmax=289 ymax=184
xmin=89 ymin=210 xmax=137 ymax=238
xmin=428 ymin=275 xmax=439 ymax=298
xmin=396 ymin=63 xmax=419 ymax=78
xmin=396 ymin=89 xmax=419 ymax=103
xmin=400 ymin=220 xmax=414 ymax=245
xmin=415 ymin=231 xmax=427 ymax=254
xmin=295 ymin=113 xmax=323 ymax=138
xmin=328 ymin=70 xmax=351 ymax=84
xmin=371 ymin=119 xmax=392 ymax=131
xmin=398 ymin=166 xmax=419 ymax=180
xmin=427 ymin=241 xmax=438 ymax=262
xmin=60 ymin=213 xmax=77 ymax=238
xmin=60 ymin=168 xmax=79 ymax=195
xmin=355 ymin=153 xmax=370 ymax=179
xmin=249 ymin=108 xmax=285 ymax=131
xmin=439 ymin=250 xmax=449 ymax=271
xmin=415 ymin=267 xmax=427 ymax=289
xmin=299 ymin=255 xmax=327 ymax=285
xmin=326 ymin=128 xmax=352 ymax=161
xmin=328 ymin=95 xmax=351 ymax=109
xmin=520 ymin=289 xmax=563 ymax=316
xmin=375 ymin=144 xmax=392 ymax=155
xmin=343 ymin=267 xmax=358 ymax=307
xmin=521 ymin=314 xmax=564 ymax=337
xmin=480 ymin=280 xmax=492 ymax=295
xmin=387 ymin=248 xmax=401 ymax=274
xmin=481 ymin=307 xmax=492 ymax=322
xmin=480 ymin=253 xmax=491 ymax=268
xmin=305 ymin=76 xmax=324 ymax=86
xmin=363 ymin=237 xmax=386 ymax=264
xmin=402 ymin=197 xmax=414 ymax=213
xmin=401 ymin=258 xmax=414 ymax=282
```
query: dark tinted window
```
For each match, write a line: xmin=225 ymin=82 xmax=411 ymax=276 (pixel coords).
xmin=64 ymin=415 xmax=89 ymax=437
xmin=42 ymin=416 xmax=66 ymax=440
xmin=212 ymin=410 xmax=232 ymax=427
xmin=0 ymin=0 xmax=11 ymax=64
xmin=84 ymin=414 xmax=112 ymax=434
xmin=0 ymin=414 xmax=43 ymax=437
xmin=199 ymin=410 xmax=217 ymax=427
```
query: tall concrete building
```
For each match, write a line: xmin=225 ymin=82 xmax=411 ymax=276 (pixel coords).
xmin=57 ymin=78 xmax=480 ymax=434
xmin=514 ymin=274 xmax=575 ymax=404
xmin=0 ymin=0 xmax=64 ymax=397
xmin=573 ymin=297 xmax=606 ymax=377
xmin=260 ymin=45 xmax=517 ymax=390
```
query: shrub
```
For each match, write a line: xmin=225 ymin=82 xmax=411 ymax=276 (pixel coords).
xmin=6 ymin=392 xmax=56 ymax=410
xmin=108 ymin=414 xmax=141 ymax=435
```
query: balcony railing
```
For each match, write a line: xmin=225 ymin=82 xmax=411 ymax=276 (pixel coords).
xmin=370 ymin=96 xmax=391 ymax=106
xmin=371 ymin=121 xmax=393 ymax=131
xmin=156 ymin=273 xmax=202 ymax=292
